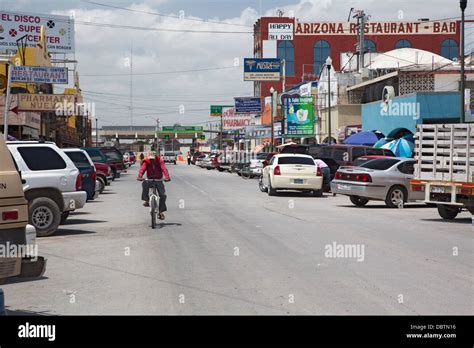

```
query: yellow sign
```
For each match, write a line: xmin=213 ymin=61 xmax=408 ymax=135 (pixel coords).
xmin=17 ymin=93 xmax=75 ymax=112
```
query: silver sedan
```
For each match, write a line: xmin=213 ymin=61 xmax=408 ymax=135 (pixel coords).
xmin=330 ymin=157 xmax=424 ymax=208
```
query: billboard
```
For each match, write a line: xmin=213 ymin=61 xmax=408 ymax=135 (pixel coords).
xmin=0 ymin=11 xmax=75 ymax=53
xmin=244 ymin=58 xmax=281 ymax=81
xmin=284 ymin=96 xmax=315 ymax=137
xmin=11 ymin=65 xmax=68 ymax=84
xmin=295 ymin=21 xmax=457 ymax=36
xmin=16 ymin=93 xmax=75 ymax=112
xmin=268 ymin=23 xmax=293 ymax=40
xmin=234 ymin=97 xmax=262 ymax=114
xmin=210 ymin=105 xmax=233 ymax=117
xmin=222 ymin=107 xmax=252 ymax=130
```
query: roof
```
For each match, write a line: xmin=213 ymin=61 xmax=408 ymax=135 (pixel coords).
xmin=365 ymin=48 xmax=453 ymax=70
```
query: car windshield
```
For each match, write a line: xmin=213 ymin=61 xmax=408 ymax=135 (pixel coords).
xmin=353 ymin=157 xmax=377 ymax=167
xmin=278 ymin=156 xmax=315 ymax=165
xmin=102 ymin=150 xmax=122 ymax=161
xmin=280 ymin=145 xmax=308 ymax=154
xmin=66 ymin=152 xmax=91 ymax=168
xmin=360 ymin=158 xmax=400 ymax=170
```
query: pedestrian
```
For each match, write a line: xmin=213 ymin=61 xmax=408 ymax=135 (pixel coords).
xmin=314 ymin=158 xmax=331 ymax=192
xmin=187 ymin=152 xmax=191 ymax=165
xmin=139 ymin=152 xmax=145 ymax=164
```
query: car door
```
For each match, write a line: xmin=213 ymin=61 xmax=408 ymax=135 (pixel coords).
xmin=397 ymin=161 xmax=423 ymax=201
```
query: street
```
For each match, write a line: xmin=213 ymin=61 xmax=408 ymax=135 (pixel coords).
xmin=2 ymin=163 xmax=473 ymax=315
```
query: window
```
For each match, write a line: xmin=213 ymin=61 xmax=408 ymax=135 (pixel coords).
xmin=398 ymin=161 xmax=415 ymax=174
xmin=313 ymin=40 xmax=331 ymax=76
xmin=366 ymin=148 xmax=385 ymax=156
xmin=361 ymin=158 xmax=400 ymax=170
xmin=66 ymin=152 xmax=91 ymax=168
xmin=85 ymin=149 xmax=106 ymax=162
xmin=277 ymin=40 xmax=295 ymax=76
xmin=18 ymin=147 xmax=67 ymax=171
xmin=364 ymin=39 xmax=376 ymax=53
xmin=440 ymin=39 xmax=458 ymax=60
xmin=395 ymin=39 xmax=411 ymax=49
xmin=351 ymin=148 xmax=366 ymax=161
xmin=102 ymin=150 xmax=122 ymax=161
xmin=277 ymin=156 xmax=315 ymax=165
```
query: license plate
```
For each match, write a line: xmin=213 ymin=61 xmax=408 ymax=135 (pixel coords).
xmin=337 ymin=184 xmax=351 ymax=191
xmin=293 ymin=179 xmax=304 ymax=184
xmin=432 ymin=186 xmax=446 ymax=193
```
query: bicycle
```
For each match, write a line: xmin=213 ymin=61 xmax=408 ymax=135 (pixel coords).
xmin=138 ymin=178 xmax=164 ymax=229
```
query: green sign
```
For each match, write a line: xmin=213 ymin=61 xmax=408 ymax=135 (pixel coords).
xmin=284 ymin=96 xmax=315 ymax=137
xmin=161 ymin=126 xmax=203 ymax=134
xmin=210 ymin=105 xmax=222 ymax=117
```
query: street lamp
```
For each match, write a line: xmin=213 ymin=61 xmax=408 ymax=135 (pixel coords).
xmin=326 ymin=56 xmax=333 ymax=144
xmin=460 ymin=0 xmax=467 ymax=123
xmin=270 ymin=87 xmax=276 ymax=151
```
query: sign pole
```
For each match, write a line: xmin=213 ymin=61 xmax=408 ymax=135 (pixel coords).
xmin=220 ymin=115 xmax=223 ymax=151
xmin=3 ymin=62 xmax=12 ymax=141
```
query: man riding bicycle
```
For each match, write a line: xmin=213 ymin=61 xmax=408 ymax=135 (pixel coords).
xmin=137 ymin=153 xmax=170 ymax=220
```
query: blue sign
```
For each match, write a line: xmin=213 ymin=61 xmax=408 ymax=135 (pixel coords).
xmin=234 ymin=97 xmax=262 ymax=113
xmin=244 ymin=58 xmax=281 ymax=81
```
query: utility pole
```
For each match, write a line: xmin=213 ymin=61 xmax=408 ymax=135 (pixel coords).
xmin=2 ymin=61 xmax=12 ymax=141
xmin=219 ymin=114 xmax=223 ymax=151
xmin=352 ymin=10 xmax=367 ymax=72
xmin=130 ymin=42 xmax=133 ymax=130
xmin=460 ymin=0 xmax=467 ymax=123
xmin=95 ymin=117 xmax=98 ymax=146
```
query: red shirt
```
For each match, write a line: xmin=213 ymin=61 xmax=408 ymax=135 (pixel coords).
xmin=138 ymin=156 xmax=170 ymax=180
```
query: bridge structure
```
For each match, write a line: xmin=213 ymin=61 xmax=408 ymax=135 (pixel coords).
xmin=99 ymin=125 xmax=205 ymax=141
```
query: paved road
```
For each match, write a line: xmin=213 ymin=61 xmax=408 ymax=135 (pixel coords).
xmin=3 ymin=163 xmax=473 ymax=315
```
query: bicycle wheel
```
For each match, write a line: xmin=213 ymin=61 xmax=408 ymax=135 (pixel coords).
xmin=150 ymin=196 xmax=157 ymax=229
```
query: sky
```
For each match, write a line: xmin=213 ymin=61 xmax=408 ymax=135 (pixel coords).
xmin=1 ymin=0 xmax=473 ymax=129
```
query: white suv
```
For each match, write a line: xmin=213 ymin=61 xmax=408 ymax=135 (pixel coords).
xmin=7 ymin=141 xmax=87 ymax=237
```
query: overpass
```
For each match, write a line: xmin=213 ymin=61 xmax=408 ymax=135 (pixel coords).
xmin=99 ymin=126 xmax=204 ymax=141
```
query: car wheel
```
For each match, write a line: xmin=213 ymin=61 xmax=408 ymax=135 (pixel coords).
xmin=97 ymin=177 xmax=106 ymax=194
xmin=60 ymin=211 xmax=70 ymax=225
xmin=350 ymin=195 xmax=369 ymax=207
xmin=258 ymin=175 xmax=267 ymax=192
xmin=385 ymin=186 xmax=407 ymax=208
xmin=267 ymin=176 xmax=277 ymax=196
xmin=29 ymin=197 xmax=61 ymax=237
xmin=312 ymin=189 xmax=324 ymax=197
xmin=437 ymin=205 xmax=460 ymax=220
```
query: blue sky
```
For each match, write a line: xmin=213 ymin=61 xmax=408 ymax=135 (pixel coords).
xmin=1 ymin=0 xmax=472 ymax=128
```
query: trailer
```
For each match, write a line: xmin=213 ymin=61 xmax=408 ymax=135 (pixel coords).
xmin=411 ymin=123 xmax=474 ymax=220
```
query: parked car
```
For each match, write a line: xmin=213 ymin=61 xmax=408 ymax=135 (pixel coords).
xmin=351 ymin=155 xmax=392 ymax=167
xmin=8 ymin=141 xmax=87 ymax=236
xmin=260 ymin=154 xmax=323 ymax=196
xmin=217 ymin=153 xmax=233 ymax=172
xmin=204 ymin=153 xmax=219 ymax=170
xmin=163 ymin=152 xmax=177 ymax=165
xmin=317 ymin=145 xmax=395 ymax=167
xmin=63 ymin=149 xmax=99 ymax=201
xmin=82 ymin=147 xmax=124 ymax=179
xmin=94 ymin=162 xmax=114 ymax=193
xmin=331 ymin=157 xmax=424 ymax=208
xmin=191 ymin=151 xmax=202 ymax=164
xmin=245 ymin=152 xmax=269 ymax=178
xmin=123 ymin=152 xmax=131 ymax=167
xmin=195 ymin=154 xmax=208 ymax=167
xmin=128 ymin=151 xmax=136 ymax=164
xmin=0 ymin=137 xmax=46 ymax=284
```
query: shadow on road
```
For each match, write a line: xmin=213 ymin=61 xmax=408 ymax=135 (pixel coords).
xmin=97 ymin=191 xmax=117 ymax=195
xmin=6 ymin=307 xmax=52 ymax=316
xmin=421 ymin=218 xmax=471 ymax=224
xmin=53 ymin=229 xmax=97 ymax=237
xmin=64 ymin=219 xmax=107 ymax=225
xmin=3 ymin=275 xmax=48 ymax=285
xmin=157 ymin=223 xmax=182 ymax=229
xmin=337 ymin=204 xmax=433 ymax=209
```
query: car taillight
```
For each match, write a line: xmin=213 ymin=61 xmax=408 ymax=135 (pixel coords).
xmin=274 ymin=166 xmax=281 ymax=176
xmin=459 ymin=186 xmax=474 ymax=195
xmin=76 ymin=174 xmax=82 ymax=190
xmin=316 ymin=166 xmax=322 ymax=176
xmin=335 ymin=172 xmax=343 ymax=180
xmin=108 ymin=166 xmax=112 ymax=175
xmin=411 ymin=184 xmax=425 ymax=192
xmin=2 ymin=210 xmax=18 ymax=221
xmin=91 ymin=166 xmax=96 ymax=182
xmin=355 ymin=174 xmax=372 ymax=182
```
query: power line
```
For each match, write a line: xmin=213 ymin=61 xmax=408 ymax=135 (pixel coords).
xmin=81 ymin=65 xmax=239 ymax=77
xmin=81 ymin=0 xmax=253 ymax=28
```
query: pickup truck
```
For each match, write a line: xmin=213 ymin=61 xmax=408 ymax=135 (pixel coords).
xmin=0 ymin=136 xmax=46 ymax=284
xmin=411 ymin=124 xmax=473 ymax=220
xmin=163 ymin=152 xmax=177 ymax=165
xmin=8 ymin=141 xmax=87 ymax=236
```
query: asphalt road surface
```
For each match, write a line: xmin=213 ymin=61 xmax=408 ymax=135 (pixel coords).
xmin=3 ymin=163 xmax=473 ymax=315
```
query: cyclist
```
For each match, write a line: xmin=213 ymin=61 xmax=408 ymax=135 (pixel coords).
xmin=137 ymin=153 xmax=170 ymax=220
